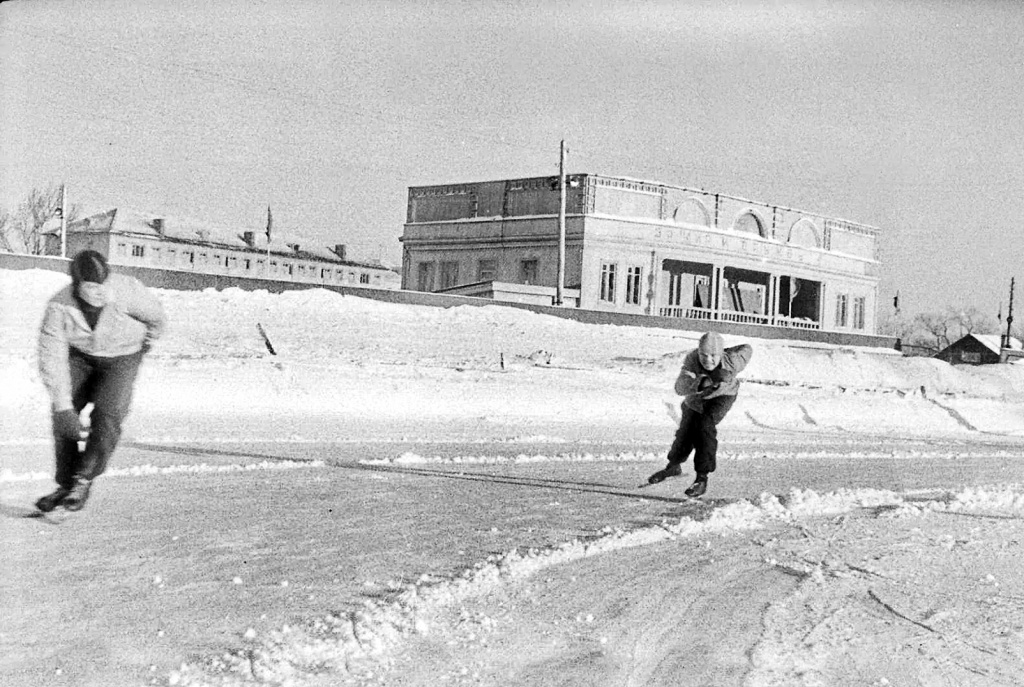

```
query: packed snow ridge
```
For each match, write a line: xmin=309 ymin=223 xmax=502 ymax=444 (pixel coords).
xmin=169 ymin=482 xmax=1024 ymax=686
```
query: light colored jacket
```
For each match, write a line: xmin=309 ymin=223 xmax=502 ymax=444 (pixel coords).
xmin=675 ymin=343 xmax=753 ymax=412
xmin=38 ymin=273 xmax=167 ymax=411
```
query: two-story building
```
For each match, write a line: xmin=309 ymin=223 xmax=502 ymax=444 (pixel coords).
xmin=401 ymin=174 xmax=881 ymax=334
xmin=44 ymin=207 xmax=400 ymax=289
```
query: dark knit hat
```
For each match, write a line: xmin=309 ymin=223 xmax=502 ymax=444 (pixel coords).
xmin=69 ymin=250 xmax=110 ymax=284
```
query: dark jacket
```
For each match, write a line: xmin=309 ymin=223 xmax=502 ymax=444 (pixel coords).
xmin=674 ymin=343 xmax=753 ymax=412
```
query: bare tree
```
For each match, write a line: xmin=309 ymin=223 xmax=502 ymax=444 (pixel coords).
xmin=1 ymin=185 xmax=81 ymax=255
xmin=948 ymin=305 xmax=998 ymax=338
xmin=912 ymin=312 xmax=953 ymax=352
xmin=879 ymin=312 xmax=915 ymax=341
xmin=0 ymin=209 xmax=14 ymax=253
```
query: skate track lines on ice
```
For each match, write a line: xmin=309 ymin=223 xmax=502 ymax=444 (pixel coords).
xmin=4 ymin=438 xmax=1020 ymax=485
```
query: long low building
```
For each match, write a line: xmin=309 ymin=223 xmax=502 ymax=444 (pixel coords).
xmin=44 ymin=207 xmax=400 ymax=289
xmin=401 ymin=174 xmax=881 ymax=334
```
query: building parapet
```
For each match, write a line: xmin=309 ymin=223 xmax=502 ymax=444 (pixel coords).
xmin=408 ymin=173 xmax=880 ymax=237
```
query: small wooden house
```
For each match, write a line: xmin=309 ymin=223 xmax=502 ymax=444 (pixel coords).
xmin=934 ymin=334 xmax=1023 ymax=365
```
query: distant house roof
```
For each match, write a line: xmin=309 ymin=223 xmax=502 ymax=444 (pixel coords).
xmin=972 ymin=334 xmax=1023 ymax=354
xmin=48 ymin=207 xmax=391 ymax=271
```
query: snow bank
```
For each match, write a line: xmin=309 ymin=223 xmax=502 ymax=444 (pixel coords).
xmin=3 ymin=264 xmax=1023 ymax=452
xmin=5 ymin=267 xmax=1024 ymax=396
xmin=169 ymin=481 xmax=1024 ymax=685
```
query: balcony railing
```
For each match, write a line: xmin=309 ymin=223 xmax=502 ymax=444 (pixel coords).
xmin=658 ymin=307 xmax=821 ymax=330
xmin=775 ymin=316 xmax=821 ymax=330
xmin=719 ymin=310 xmax=770 ymax=325
xmin=659 ymin=306 xmax=714 ymax=319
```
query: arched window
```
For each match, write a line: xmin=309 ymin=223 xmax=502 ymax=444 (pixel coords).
xmin=733 ymin=211 xmax=765 ymax=237
xmin=788 ymin=219 xmax=821 ymax=248
xmin=672 ymin=198 xmax=711 ymax=227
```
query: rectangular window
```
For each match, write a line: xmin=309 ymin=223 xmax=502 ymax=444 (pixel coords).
xmin=962 ymin=351 xmax=981 ymax=364
xmin=477 ymin=259 xmax=497 ymax=282
xmin=852 ymin=297 xmax=866 ymax=330
xmin=440 ymin=261 xmax=460 ymax=289
xmin=131 ymin=245 xmax=145 ymax=257
xmin=360 ymin=273 xmax=370 ymax=284
xmin=117 ymin=243 xmax=128 ymax=256
xmin=835 ymin=294 xmax=849 ymax=327
xmin=600 ymin=263 xmax=617 ymax=302
xmin=417 ymin=262 xmax=435 ymax=291
xmin=520 ymin=259 xmax=538 ymax=285
xmin=625 ymin=266 xmax=642 ymax=305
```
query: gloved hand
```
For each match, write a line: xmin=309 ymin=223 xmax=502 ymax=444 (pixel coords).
xmin=694 ymin=374 xmax=723 ymax=399
xmin=711 ymin=369 xmax=736 ymax=385
xmin=53 ymin=409 xmax=83 ymax=441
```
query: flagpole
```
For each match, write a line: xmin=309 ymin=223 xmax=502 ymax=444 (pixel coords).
xmin=60 ymin=184 xmax=68 ymax=258
xmin=1005 ymin=277 xmax=1016 ymax=350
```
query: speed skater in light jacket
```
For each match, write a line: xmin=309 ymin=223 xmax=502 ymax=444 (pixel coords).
xmin=35 ymin=250 xmax=167 ymax=512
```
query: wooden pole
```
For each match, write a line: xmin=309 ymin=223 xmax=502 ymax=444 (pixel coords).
xmin=556 ymin=140 xmax=567 ymax=306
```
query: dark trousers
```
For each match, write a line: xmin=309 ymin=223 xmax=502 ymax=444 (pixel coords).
xmin=666 ymin=395 xmax=737 ymax=476
xmin=53 ymin=349 xmax=144 ymax=488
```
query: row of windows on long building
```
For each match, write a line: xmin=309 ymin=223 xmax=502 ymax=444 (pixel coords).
xmin=115 ymin=240 xmax=382 ymax=286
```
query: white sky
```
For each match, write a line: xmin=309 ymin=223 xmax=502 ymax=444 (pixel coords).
xmin=1 ymin=0 xmax=1022 ymax=317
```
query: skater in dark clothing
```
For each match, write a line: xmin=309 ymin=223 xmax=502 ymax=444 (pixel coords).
xmin=35 ymin=250 xmax=167 ymax=512
xmin=648 ymin=332 xmax=752 ymax=497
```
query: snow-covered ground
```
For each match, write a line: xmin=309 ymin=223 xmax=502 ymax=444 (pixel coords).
xmin=2 ymin=268 xmax=1023 ymax=687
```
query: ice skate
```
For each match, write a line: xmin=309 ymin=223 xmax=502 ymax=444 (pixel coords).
xmin=35 ymin=486 xmax=71 ymax=513
xmin=684 ymin=476 xmax=708 ymax=498
xmin=63 ymin=478 xmax=92 ymax=512
xmin=647 ymin=462 xmax=682 ymax=484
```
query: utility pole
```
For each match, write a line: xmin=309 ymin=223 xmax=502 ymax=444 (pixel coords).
xmin=556 ymin=139 xmax=567 ymax=306
xmin=1004 ymin=277 xmax=1015 ymax=349
xmin=60 ymin=184 xmax=68 ymax=258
